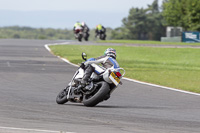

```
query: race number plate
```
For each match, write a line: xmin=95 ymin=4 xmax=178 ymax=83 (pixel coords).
xmin=109 ymin=72 xmax=120 ymax=86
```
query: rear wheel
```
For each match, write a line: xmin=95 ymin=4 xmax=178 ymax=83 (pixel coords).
xmin=83 ymin=81 xmax=110 ymax=107
xmin=56 ymin=86 xmax=69 ymax=104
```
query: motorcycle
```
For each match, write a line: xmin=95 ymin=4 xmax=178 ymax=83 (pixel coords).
xmin=74 ymin=29 xmax=83 ymax=42
xmin=56 ymin=53 xmax=125 ymax=107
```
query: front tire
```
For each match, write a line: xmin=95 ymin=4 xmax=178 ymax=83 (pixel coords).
xmin=78 ymin=37 xmax=82 ymax=42
xmin=56 ymin=86 xmax=69 ymax=104
xmin=83 ymin=82 xmax=110 ymax=107
xmin=78 ymin=34 xmax=82 ymax=42
xmin=100 ymin=34 xmax=106 ymax=40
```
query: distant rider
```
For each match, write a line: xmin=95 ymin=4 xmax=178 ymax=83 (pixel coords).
xmin=81 ymin=22 xmax=90 ymax=40
xmin=95 ymin=24 xmax=106 ymax=38
xmin=77 ymin=48 xmax=119 ymax=91
xmin=73 ymin=21 xmax=83 ymax=38
xmin=81 ymin=22 xmax=90 ymax=33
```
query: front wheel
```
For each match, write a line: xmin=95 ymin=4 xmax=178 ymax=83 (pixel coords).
xmin=84 ymin=33 xmax=89 ymax=41
xmin=84 ymin=37 xmax=88 ymax=41
xmin=83 ymin=81 xmax=110 ymax=107
xmin=100 ymin=34 xmax=106 ymax=40
xmin=78 ymin=34 xmax=82 ymax=42
xmin=78 ymin=37 xmax=82 ymax=42
xmin=56 ymin=86 xmax=69 ymax=104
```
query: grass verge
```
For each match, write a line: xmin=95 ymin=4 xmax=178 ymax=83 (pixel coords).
xmin=98 ymin=40 xmax=200 ymax=46
xmin=49 ymin=44 xmax=200 ymax=93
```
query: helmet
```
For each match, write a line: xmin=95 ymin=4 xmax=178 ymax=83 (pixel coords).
xmin=82 ymin=22 xmax=85 ymax=26
xmin=104 ymin=48 xmax=117 ymax=59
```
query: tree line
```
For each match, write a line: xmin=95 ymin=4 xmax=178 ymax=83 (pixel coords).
xmin=0 ymin=26 xmax=73 ymax=40
xmin=0 ymin=26 xmax=113 ymax=41
xmin=111 ymin=0 xmax=200 ymax=41
xmin=0 ymin=0 xmax=199 ymax=41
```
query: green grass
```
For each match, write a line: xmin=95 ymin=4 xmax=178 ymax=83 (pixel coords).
xmin=49 ymin=45 xmax=200 ymax=93
xmin=98 ymin=40 xmax=200 ymax=46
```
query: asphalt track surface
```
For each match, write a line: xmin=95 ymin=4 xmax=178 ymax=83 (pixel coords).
xmin=0 ymin=39 xmax=200 ymax=133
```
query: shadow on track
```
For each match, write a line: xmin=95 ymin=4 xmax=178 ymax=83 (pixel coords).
xmin=60 ymin=103 xmax=167 ymax=110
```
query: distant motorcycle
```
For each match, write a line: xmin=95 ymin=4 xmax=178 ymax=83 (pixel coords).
xmin=74 ymin=29 xmax=83 ymax=42
xmin=56 ymin=53 xmax=125 ymax=107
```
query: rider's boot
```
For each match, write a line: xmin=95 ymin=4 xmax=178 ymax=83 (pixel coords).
xmin=77 ymin=64 xmax=94 ymax=92
xmin=76 ymin=80 xmax=87 ymax=93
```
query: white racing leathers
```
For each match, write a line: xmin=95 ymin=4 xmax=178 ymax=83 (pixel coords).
xmin=84 ymin=55 xmax=120 ymax=77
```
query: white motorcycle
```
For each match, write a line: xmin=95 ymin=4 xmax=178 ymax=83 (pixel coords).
xmin=56 ymin=53 xmax=125 ymax=107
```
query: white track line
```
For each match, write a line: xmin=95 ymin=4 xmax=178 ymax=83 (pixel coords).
xmin=0 ymin=126 xmax=75 ymax=133
xmin=44 ymin=43 xmax=200 ymax=96
xmin=44 ymin=42 xmax=70 ymax=52
xmin=44 ymin=43 xmax=78 ymax=67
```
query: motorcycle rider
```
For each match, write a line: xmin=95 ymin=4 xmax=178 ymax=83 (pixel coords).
xmin=77 ymin=48 xmax=119 ymax=91
xmin=81 ymin=22 xmax=90 ymax=40
xmin=95 ymin=24 xmax=106 ymax=38
xmin=81 ymin=22 xmax=90 ymax=33
xmin=73 ymin=21 xmax=83 ymax=38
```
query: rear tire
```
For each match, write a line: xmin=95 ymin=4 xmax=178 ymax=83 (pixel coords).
xmin=83 ymin=82 xmax=110 ymax=107
xmin=56 ymin=86 xmax=69 ymax=104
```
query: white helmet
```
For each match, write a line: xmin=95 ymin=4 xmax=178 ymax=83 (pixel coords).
xmin=82 ymin=22 xmax=85 ymax=26
xmin=104 ymin=48 xmax=117 ymax=59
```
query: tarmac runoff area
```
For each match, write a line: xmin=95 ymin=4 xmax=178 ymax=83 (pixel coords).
xmin=0 ymin=39 xmax=200 ymax=133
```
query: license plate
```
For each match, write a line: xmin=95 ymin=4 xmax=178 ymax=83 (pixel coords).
xmin=109 ymin=72 xmax=120 ymax=86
